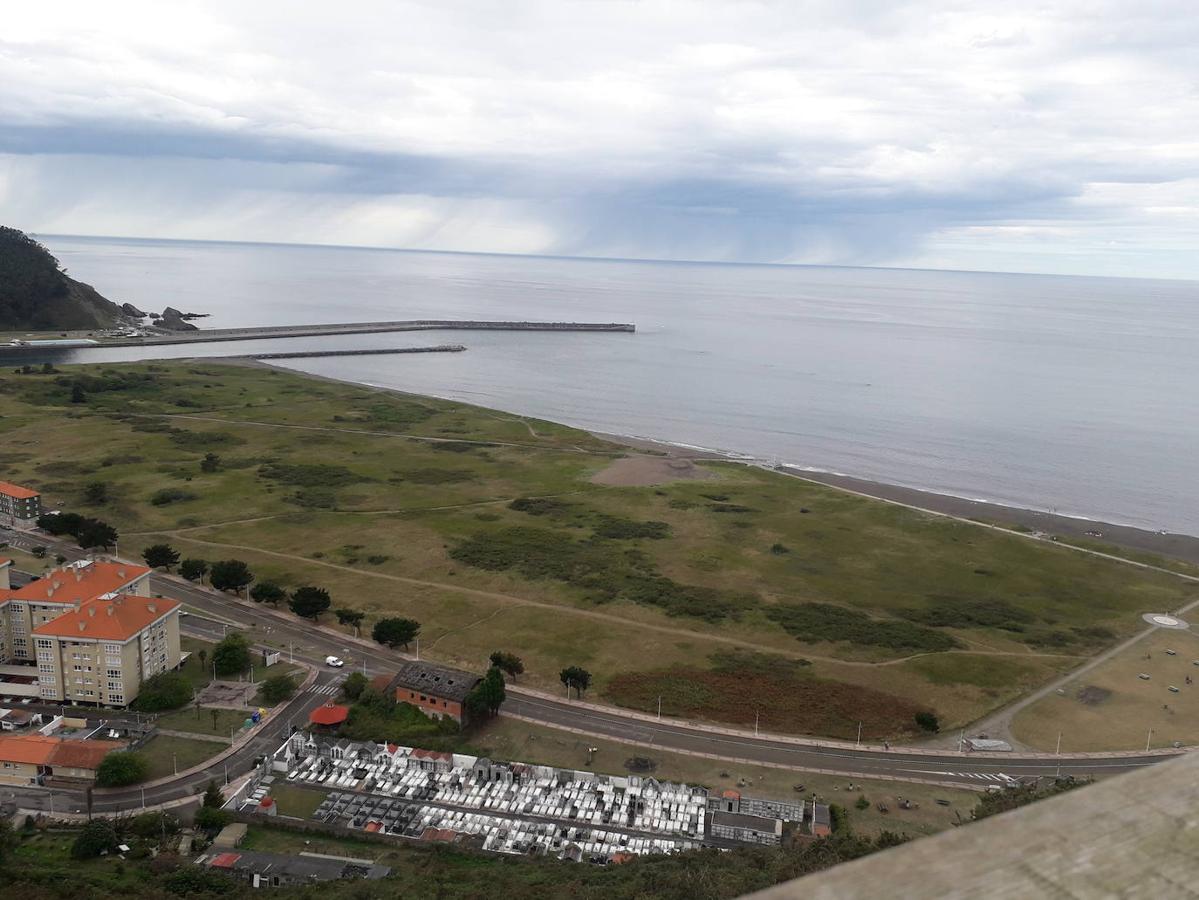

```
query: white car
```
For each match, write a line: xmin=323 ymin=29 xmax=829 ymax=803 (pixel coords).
xmin=325 ymin=656 xmax=345 ymax=668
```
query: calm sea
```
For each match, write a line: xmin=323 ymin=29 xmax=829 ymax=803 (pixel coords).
xmin=26 ymin=234 xmax=1199 ymax=535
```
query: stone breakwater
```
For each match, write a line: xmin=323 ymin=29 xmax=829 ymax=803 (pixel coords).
xmin=92 ymin=319 xmax=636 ymax=348
xmin=245 ymin=345 xmax=467 ymax=360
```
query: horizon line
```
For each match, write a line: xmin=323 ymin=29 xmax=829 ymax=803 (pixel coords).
xmin=30 ymin=230 xmax=1199 ymax=287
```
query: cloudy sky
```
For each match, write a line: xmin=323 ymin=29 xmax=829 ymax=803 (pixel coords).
xmin=2 ymin=1 xmax=1197 ymax=278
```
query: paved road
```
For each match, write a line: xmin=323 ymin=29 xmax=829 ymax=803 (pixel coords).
xmin=0 ymin=527 xmax=1185 ymax=804
xmin=157 ymin=576 xmax=1181 ymax=788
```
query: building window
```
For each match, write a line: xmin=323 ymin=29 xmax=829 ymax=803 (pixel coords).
xmin=109 ymin=694 xmax=123 ymax=703
xmin=104 ymin=643 xmax=121 ymax=653
xmin=40 ymin=675 xmax=55 ymax=685
xmin=106 ymin=669 xmax=121 ymax=678
xmin=107 ymin=681 xmax=121 ymax=691
xmin=106 ymin=656 xmax=121 ymax=666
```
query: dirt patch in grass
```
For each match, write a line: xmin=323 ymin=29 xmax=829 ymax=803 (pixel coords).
xmin=1077 ymin=685 xmax=1112 ymax=705
xmin=605 ymin=652 xmax=932 ymax=740
xmin=591 ymin=455 xmax=717 ymax=486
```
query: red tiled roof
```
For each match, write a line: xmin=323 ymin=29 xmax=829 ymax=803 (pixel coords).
xmin=33 ymin=593 xmax=178 ymax=641
xmin=0 ymin=734 xmax=58 ymax=765
xmin=0 ymin=734 xmax=119 ymax=770
xmin=0 ymin=481 xmax=39 ymax=500
xmin=308 ymin=703 xmax=348 ymax=726
xmin=48 ymin=739 xmax=122 ymax=770
xmin=258 ymin=797 xmax=274 ymax=808
xmin=210 ymin=852 xmax=241 ymax=869
xmin=411 ymin=748 xmax=451 ymax=761
xmin=722 ymin=790 xmax=741 ymax=800
xmin=1 ymin=560 xmax=151 ymax=608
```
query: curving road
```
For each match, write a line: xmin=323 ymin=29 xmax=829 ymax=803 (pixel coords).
xmin=0 ymin=528 xmax=1185 ymax=813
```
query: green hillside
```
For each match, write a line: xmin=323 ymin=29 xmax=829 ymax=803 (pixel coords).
xmin=0 ymin=226 xmax=124 ymax=329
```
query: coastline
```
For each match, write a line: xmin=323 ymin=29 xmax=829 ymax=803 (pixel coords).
xmin=225 ymin=359 xmax=1199 ymax=567
xmin=598 ymin=432 xmax=1199 ymax=567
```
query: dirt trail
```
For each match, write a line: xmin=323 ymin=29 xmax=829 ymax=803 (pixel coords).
xmin=155 ymin=528 xmax=1079 ymax=671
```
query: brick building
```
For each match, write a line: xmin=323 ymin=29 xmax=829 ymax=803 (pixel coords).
xmin=377 ymin=661 xmax=480 ymax=724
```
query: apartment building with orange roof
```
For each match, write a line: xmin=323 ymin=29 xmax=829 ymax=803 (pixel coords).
xmin=0 ymin=481 xmax=41 ymax=526
xmin=0 ymin=559 xmax=179 ymax=707
xmin=0 ymin=559 xmax=151 ymax=664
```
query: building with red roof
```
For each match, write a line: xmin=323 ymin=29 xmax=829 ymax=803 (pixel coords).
xmin=0 ymin=559 xmax=177 ymax=708
xmin=309 ymin=703 xmax=349 ymax=729
xmin=0 ymin=733 xmax=122 ymax=786
xmin=0 ymin=481 xmax=41 ymax=525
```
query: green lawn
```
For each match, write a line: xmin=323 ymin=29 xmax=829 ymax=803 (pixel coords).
xmin=153 ymin=705 xmax=253 ymax=738
xmin=268 ymin=783 xmax=326 ymax=819
xmin=3 ymin=361 xmax=1194 ymax=744
xmin=138 ymin=733 xmax=224 ymax=779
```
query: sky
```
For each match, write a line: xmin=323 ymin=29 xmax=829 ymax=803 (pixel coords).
xmin=1 ymin=1 xmax=1198 ymax=279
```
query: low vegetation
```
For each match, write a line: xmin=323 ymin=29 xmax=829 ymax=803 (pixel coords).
xmin=340 ymin=689 xmax=464 ymax=750
xmin=3 ymin=361 xmax=1194 ymax=742
xmin=606 ymin=650 xmax=936 ymax=740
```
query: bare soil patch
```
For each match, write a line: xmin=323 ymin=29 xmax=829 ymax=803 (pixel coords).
xmin=1076 ymin=685 xmax=1112 ymax=706
xmin=591 ymin=455 xmax=716 ymax=487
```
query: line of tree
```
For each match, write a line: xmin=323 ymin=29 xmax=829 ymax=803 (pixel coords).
xmin=560 ymin=666 xmax=592 ymax=699
xmin=466 ymin=666 xmax=507 ymax=719
xmin=288 ymin=585 xmax=331 ymax=620
xmin=249 ymin=580 xmax=285 ymax=605
xmin=489 ymin=651 xmax=524 ymax=681
xmin=372 ymin=617 xmax=420 ymax=650
xmin=179 ymin=558 xmax=208 ymax=582
xmin=336 ymin=607 xmax=365 ymax=634
xmin=36 ymin=512 xmax=118 ymax=550
xmin=142 ymin=543 xmax=180 ymax=571
xmin=209 ymin=559 xmax=253 ymax=592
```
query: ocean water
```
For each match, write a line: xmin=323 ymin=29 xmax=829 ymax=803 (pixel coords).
xmin=27 ymin=234 xmax=1199 ymax=535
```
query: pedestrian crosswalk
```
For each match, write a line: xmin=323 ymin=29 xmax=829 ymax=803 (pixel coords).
xmin=311 ymin=682 xmax=341 ymax=696
xmin=899 ymin=768 xmax=1018 ymax=784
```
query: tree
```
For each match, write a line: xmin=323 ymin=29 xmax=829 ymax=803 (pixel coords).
xmin=560 ymin=666 xmax=592 ymax=699
xmin=289 ymin=585 xmax=331 ymax=621
xmin=914 ymin=711 xmax=940 ymax=733
xmin=202 ymin=779 xmax=224 ymax=808
xmin=209 ymin=559 xmax=253 ymax=593
xmin=70 ymin=382 xmax=86 ymax=404
xmin=200 ymin=452 xmax=221 ymax=473
xmin=341 ymin=671 xmax=369 ymax=701
xmin=142 ymin=543 xmax=180 ymax=571
xmin=372 ymin=617 xmax=420 ymax=650
xmin=489 ymin=651 xmax=524 ymax=681
xmin=131 ymin=671 xmax=192 ymax=712
xmin=470 ymin=666 xmax=506 ymax=717
xmin=179 ymin=558 xmax=209 ymax=582
xmin=38 ymin=512 xmax=76 ymax=535
xmin=77 ymin=518 xmax=118 ymax=550
xmin=194 ymin=806 xmax=231 ymax=832
xmin=0 ymin=820 xmax=17 ymax=862
xmin=71 ymin=819 xmax=117 ymax=858
xmin=94 ymin=751 xmax=149 ymax=787
xmin=335 ymin=607 xmax=365 ymax=632
xmin=212 ymin=632 xmax=251 ymax=677
xmin=249 ymin=581 xmax=286 ymax=606
xmin=259 ymin=673 xmax=297 ymax=704
xmin=83 ymin=481 xmax=108 ymax=505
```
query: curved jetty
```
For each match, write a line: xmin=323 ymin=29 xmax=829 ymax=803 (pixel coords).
xmin=92 ymin=319 xmax=635 ymax=348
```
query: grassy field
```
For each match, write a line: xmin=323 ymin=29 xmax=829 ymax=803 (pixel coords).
xmin=139 ymin=732 xmax=225 ymax=779
xmin=1011 ymin=628 xmax=1199 ymax=752
xmin=475 ymin=717 xmax=978 ymax=840
xmin=2 ymin=361 xmax=1194 ymax=743
xmin=153 ymin=705 xmax=251 ymax=738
